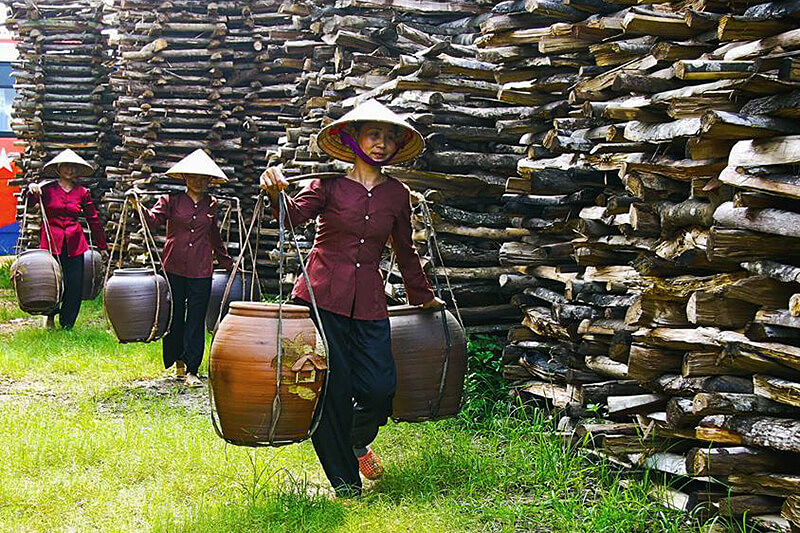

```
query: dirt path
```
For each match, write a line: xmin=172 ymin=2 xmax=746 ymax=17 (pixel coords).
xmin=98 ymin=376 xmax=212 ymax=416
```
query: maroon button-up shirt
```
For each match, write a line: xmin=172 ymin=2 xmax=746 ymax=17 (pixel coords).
xmin=273 ymin=175 xmax=434 ymax=320
xmin=27 ymin=183 xmax=107 ymax=257
xmin=143 ymin=192 xmax=232 ymax=279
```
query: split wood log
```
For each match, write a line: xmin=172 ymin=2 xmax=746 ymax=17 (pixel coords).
xmin=713 ymin=202 xmax=800 ymax=239
xmin=729 ymin=474 xmax=800 ymax=498
xmin=693 ymin=392 xmax=800 ymax=417
xmin=687 ymin=446 xmax=794 ymax=476
xmin=701 ymin=415 xmax=800 ymax=454
xmin=607 ymin=394 xmax=668 ymax=417
xmin=754 ymin=375 xmax=800 ymax=409
xmin=686 ymin=291 xmax=758 ymax=329
xmin=717 ymin=494 xmax=785 ymax=517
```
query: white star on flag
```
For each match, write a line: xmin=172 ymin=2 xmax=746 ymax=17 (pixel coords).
xmin=0 ymin=148 xmax=15 ymax=172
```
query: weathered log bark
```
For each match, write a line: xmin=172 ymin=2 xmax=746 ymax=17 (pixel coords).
xmin=585 ymin=356 xmax=629 ymax=380
xmin=653 ymin=374 xmax=754 ymax=396
xmin=687 ymin=446 xmax=794 ymax=476
xmin=627 ymin=344 xmax=684 ymax=381
xmin=701 ymin=415 xmax=800 ymax=453
xmin=782 ymin=495 xmax=800 ymax=529
xmin=755 ymin=309 xmax=800 ymax=330
xmin=666 ymin=397 xmax=703 ymax=428
xmin=683 ymin=351 xmax=748 ymax=377
xmin=718 ymin=494 xmax=784 ymax=516
xmin=754 ymin=375 xmax=800 ymax=408
xmin=686 ymin=291 xmax=758 ymax=328
xmin=729 ymin=474 xmax=800 ymax=498
xmin=709 ymin=227 xmax=800 ymax=262
xmin=713 ymin=202 xmax=800 ymax=239
xmin=693 ymin=392 xmax=800 ymax=417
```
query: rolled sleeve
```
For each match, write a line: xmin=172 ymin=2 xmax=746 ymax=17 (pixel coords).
xmin=269 ymin=179 xmax=327 ymax=226
xmin=390 ymin=190 xmax=434 ymax=306
xmin=142 ymin=194 xmax=171 ymax=229
xmin=81 ymin=190 xmax=107 ymax=250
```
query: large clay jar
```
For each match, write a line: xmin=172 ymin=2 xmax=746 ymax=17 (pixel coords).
xmin=11 ymin=249 xmax=62 ymax=315
xmin=209 ymin=302 xmax=327 ymax=446
xmin=389 ymin=305 xmax=467 ymax=422
xmin=205 ymin=269 xmax=261 ymax=333
xmin=81 ymin=248 xmax=104 ymax=301
xmin=104 ymin=268 xmax=171 ymax=343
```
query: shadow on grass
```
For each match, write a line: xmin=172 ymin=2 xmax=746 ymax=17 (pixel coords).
xmin=167 ymin=481 xmax=347 ymax=533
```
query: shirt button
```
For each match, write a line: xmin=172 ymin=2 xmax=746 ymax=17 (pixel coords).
xmin=359 ymin=239 xmax=365 ymax=244
xmin=356 ymin=263 xmax=360 ymax=268
xmin=190 ymin=229 xmax=195 ymax=232
xmin=364 ymin=215 xmax=369 ymax=220
xmin=188 ymin=243 xmax=193 ymax=247
xmin=367 ymin=192 xmax=372 ymax=197
xmin=192 ymin=215 xmax=196 ymax=220
xmin=194 ymin=204 xmax=197 ymax=208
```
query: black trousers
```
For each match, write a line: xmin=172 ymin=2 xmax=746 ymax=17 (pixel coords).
xmin=164 ymin=273 xmax=212 ymax=374
xmin=48 ymin=250 xmax=83 ymax=329
xmin=305 ymin=303 xmax=396 ymax=496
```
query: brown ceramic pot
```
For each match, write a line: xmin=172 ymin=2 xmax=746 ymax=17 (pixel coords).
xmin=209 ymin=302 xmax=327 ymax=446
xmin=81 ymin=248 xmax=104 ymax=301
xmin=104 ymin=268 xmax=171 ymax=343
xmin=11 ymin=249 xmax=62 ymax=315
xmin=205 ymin=269 xmax=261 ymax=333
xmin=389 ymin=305 xmax=467 ymax=422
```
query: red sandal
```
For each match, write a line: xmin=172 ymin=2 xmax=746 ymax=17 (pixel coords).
xmin=357 ymin=448 xmax=384 ymax=480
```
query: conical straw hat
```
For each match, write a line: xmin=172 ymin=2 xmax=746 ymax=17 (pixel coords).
xmin=165 ymin=149 xmax=228 ymax=184
xmin=317 ymin=99 xmax=424 ymax=165
xmin=42 ymin=149 xmax=94 ymax=178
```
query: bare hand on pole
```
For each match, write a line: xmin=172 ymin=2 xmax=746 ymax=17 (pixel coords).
xmin=421 ymin=296 xmax=446 ymax=309
xmin=259 ymin=166 xmax=289 ymax=203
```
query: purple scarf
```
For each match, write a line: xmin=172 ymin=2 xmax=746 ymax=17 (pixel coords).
xmin=338 ymin=129 xmax=407 ymax=167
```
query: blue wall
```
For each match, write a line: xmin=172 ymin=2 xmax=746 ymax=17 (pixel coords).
xmin=0 ymin=220 xmax=18 ymax=254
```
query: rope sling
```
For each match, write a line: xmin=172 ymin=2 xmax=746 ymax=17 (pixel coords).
xmin=208 ymin=190 xmax=331 ymax=447
xmin=103 ymin=191 xmax=174 ymax=343
xmin=12 ymin=189 xmax=64 ymax=314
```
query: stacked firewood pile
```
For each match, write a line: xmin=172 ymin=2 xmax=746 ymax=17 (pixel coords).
xmin=7 ymin=0 xmax=113 ymax=249
xmin=486 ymin=0 xmax=800 ymax=529
xmin=104 ymin=0 xmax=313 ymax=284
xmin=275 ymin=0 xmax=535 ymax=331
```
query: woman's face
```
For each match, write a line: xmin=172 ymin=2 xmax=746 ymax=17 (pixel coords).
xmin=59 ymin=163 xmax=81 ymax=181
xmin=356 ymin=122 xmax=399 ymax=164
xmin=184 ymin=174 xmax=211 ymax=195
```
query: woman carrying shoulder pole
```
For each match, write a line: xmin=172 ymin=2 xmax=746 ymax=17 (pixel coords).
xmin=260 ymin=100 xmax=444 ymax=497
xmin=130 ymin=149 xmax=233 ymax=387
xmin=26 ymin=149 xmax=107 ymax=329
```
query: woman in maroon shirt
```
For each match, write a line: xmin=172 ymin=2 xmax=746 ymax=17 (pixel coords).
xmin=261 ymin=100 xmax=444 ymax=497
xmin=27 ymin=149 xmax=107 ymax=329
xmin=133 ymin=149 xmax=233 ymax=387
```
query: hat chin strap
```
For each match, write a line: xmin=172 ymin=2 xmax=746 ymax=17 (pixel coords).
xmin=339 ymin=131 xmax=404 ymax=167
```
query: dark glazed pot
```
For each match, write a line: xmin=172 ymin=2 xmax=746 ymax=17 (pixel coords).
xmin=389 ymin=305 xmax=467 ymax=422
xmin=81 ymin=248 xmax=104 ymax=301
xmin=205 ymin=269 xmax=261 ymax=333
xmin=104 ymin=268 xmax=171 ymax=343
xmin=11 ymin=249 xmax=62 ymax=315
xmin=209 ymin=302 xmax=327 ymax=446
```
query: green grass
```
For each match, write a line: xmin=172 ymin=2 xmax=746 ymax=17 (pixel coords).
xmin=0 ymin=289 xmax=710 ymax=532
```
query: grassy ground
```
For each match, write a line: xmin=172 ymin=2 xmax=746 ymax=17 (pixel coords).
xmin=0 ymin=259 xmax=709 ymax=532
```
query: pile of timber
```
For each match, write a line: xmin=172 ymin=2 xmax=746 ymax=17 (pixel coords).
xmin=275 ymin=0 xmax=532 ymax=331
xmin=485 ymin=0 xmax=800 ymax=529
xmin=7 ymin=0 xmax=113 ymax=249
xmin=103 ymin=0 xmax=313 ymax=284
